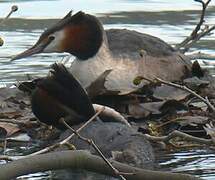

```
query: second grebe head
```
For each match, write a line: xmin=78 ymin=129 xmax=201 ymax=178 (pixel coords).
xmin=12 ymin=11 xmax=103 ymax=61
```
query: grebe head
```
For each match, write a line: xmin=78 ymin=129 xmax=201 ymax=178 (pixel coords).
xmin=12 ymin=11 xmax=103 ymax=61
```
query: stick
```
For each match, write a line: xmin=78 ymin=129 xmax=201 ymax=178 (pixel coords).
xmin=183 ymin=24 xmax=215 ymax=52
xmin=143 ymin=130 xmax=213 ymax=145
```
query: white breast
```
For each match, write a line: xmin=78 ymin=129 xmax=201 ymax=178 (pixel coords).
xmin=69 ymin=42 xmax=140 ymax=93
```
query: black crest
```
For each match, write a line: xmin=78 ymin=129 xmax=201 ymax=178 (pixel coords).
xmin=41 ymin=11 xmax=104 ymax=60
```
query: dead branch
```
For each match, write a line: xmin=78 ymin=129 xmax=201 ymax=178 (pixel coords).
xmin=155 ymin=77 xmax=215 ymax=112
xmin=183 ymin=24 xmax=215 ymax=52
xmin=0 ymin=150 xmax=199 ymax=180
xmin=187 ymin=51 xmax=215 ymax=60
xmin=191 ymin=0 xmax=211 ymax=38
xmin=176 ymin=0 xmax=213 ymax=52
xmin=25 ymin=107 xmax=105 ymax=157
xmin=143 ymin=130 xmax=213 ymax=146
xmin=60 ymin=118 xmax=128 ymax=180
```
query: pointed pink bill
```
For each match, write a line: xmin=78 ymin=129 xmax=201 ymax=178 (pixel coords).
xmin=11 ymin=36 xmax=54 ymax=61
xmin=11 ymin=44 xmax=44 ymax=61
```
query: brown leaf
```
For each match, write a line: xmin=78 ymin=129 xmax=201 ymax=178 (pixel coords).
xmin=0 ymin=122 xmax=20 ymax=137
xmin=86 ymin=70 xmax=120 ymax=98
xmin=139 ymin=100 xmax=187 ymax=116
xmin=153 ymin=84 xmax=190 ymax=101
xmin=128 ymin=104 xmax=151 ymax=118
xmin=0 ymin=111 xmax=22 ymax=119
xmin=159 ymin=100 xmax=188 ymax=114
xmin=128 ymin=101 xmax=165 ymax=118
xmin=183 ymin=77 xmax=209 ymax=90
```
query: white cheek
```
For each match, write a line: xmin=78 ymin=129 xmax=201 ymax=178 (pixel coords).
xmin=43 ymin=30 xmax=65 ymax=53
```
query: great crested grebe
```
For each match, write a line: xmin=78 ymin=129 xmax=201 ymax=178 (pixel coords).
xmin=30 ymin=63 xmax=95 ymax=129
xmin=12 ymin=11 xmax=192 ymax=94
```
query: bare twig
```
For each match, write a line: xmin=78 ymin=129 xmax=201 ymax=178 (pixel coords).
xmin=183 ymin=24 xmax=215 ymax=52
xmin=156 ymin=118 xmax=181 ymax=129
xmin=143 ymin=130 xmax=213 ymax=145
xmin=155 ymin=77 xmax=215 ymax=112
xmin=176 ymin=0 xmax=212 ymax=52
xmin=60 ymin=118 xmax=129 ymax=180
xmin=191 ymin=0 xmax=210 ymax=37
xmin=25 ymin=106 xmax=105 ymax=157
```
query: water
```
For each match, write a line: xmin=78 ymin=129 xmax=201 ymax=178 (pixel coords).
xmin=0 ymin=0 xmax=215 ymax=179
xmin=157 ymin=149 xmax=215 ymax=180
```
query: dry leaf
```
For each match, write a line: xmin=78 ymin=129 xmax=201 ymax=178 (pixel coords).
xmin=128 ymin=103 xmax=151 ymax=118
xmin=0 ymin=111 xmax=22 ymax=119
xmin=153 ymin=84 xmax=190 ymax=101
xmin=183 ymin=76 xmax=209 ymax=90
xmin=0 ymin=122 xmax=20 ymax=137
xmin=86 ymin=69 xmax=119 ymax=98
